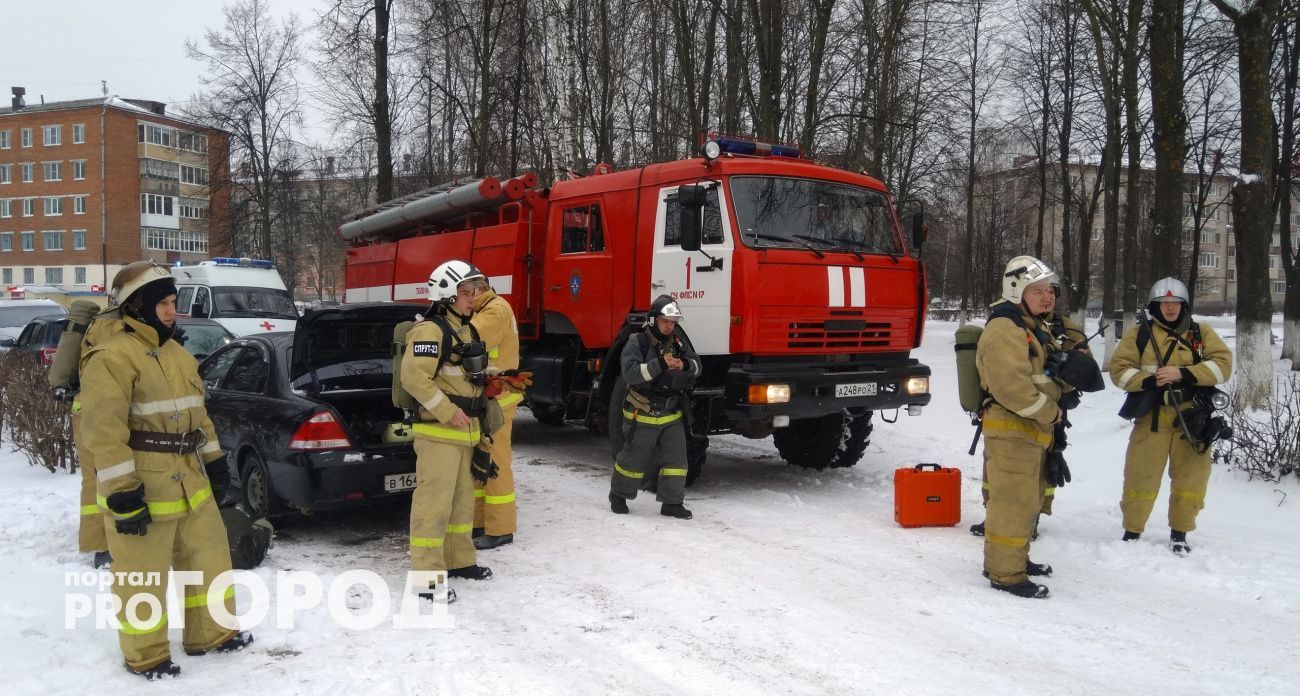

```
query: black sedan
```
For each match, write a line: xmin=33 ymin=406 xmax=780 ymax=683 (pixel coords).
xmin=198 ymin=304 xmax=420 ymax=518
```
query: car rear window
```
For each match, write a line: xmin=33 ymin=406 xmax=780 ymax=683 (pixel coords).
xmin=0 ymin=305 xmax=67 ymax=328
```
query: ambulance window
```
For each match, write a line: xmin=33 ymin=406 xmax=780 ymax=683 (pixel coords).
xmin=664 ymin=187 xmax=723 ymax=246
xmin=194 ymin=287 xmax=211 ymax=315
xmin=560 ymin=204 xmax=605 ymax=254
xmin=176 ymin=287 xmax=195 ymax=314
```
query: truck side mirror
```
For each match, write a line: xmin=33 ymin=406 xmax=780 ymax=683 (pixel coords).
xmin=191 ymin=302 xmax=209 ymax=319
xmin=911 ymin=212 xmax=927 ymax=253
xmin=678 ymin=185 xmax=707 ymax=252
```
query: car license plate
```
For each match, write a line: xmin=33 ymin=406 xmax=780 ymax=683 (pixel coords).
xmin=384 ymin=472 xmax=417 ymax=492
xmin=835 ymin=382 xmax=877 ymax=398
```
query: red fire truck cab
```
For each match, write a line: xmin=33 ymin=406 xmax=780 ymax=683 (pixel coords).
xmin=342 ymin=138 xmax=931 ymax=481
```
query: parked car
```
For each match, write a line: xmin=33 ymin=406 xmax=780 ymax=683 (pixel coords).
xmin=198 ymin=303 xmax=419 ymax=518
xmin=0 ymin=299 xmax=67 ymax=347
xmin=176 ymin=317 xmax=235 ymax=360
xmin=8 ymin=314 xmax=68 ymax=366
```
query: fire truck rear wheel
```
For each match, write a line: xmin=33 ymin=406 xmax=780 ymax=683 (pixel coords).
xmin=772 ymin=408 xmax=873 ymax=470
xmin=529 ymin=403 xmax=567 ymax=426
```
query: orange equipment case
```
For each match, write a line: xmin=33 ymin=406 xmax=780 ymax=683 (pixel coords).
xmin=894 ymin=463 xmax=961 ymax=528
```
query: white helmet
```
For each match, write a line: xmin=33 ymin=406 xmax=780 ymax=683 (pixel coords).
xmin=110 ymin=260 xmax=172 ymax=307
xmin=427 ymin=260 xmax=486 ymax=303
xmin=1001 ymin=256 xmax=1058 ymax=304
xmin=1148 ymin=277 xmax=1189 ymax=304
xmin=648 ymin=294 xmax=684 ymax=322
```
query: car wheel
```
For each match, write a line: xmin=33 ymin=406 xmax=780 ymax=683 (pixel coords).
xmin=240 ymin=451 xmax=276 ymax=519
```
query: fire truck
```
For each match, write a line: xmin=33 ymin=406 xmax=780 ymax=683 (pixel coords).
xmin=340 ymin=136 xmax=932 ymax=481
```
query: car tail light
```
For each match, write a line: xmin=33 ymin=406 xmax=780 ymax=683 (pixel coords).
xmin=40 ymin=347 xmax=58 ymax=366
xmin=289 ymin=411 xmax=352 ymax=451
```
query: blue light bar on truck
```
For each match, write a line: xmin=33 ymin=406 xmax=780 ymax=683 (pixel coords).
xmin=706 ymin=135 xmax=803 ymax=159
xmin=208 ymin=257 xmax=275 ymax=269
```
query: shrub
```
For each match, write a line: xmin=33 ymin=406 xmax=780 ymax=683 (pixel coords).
xmin=1217 ymin=374 xmax=1300 ymax=482
xmin=0 ymin=352 xmax=76 ymax=473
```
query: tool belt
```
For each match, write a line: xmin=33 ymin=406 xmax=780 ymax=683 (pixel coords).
xmin=625 ymin=387 xmax=677 ymax=415
xmin=447 ymin=394 xmax=488 ymax=418
xmin=128 ymin=429 xmax=206 ymax=454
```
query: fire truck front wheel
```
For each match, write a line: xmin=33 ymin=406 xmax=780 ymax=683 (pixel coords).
xmin=772 ymin=408 xmax=873 ymax=470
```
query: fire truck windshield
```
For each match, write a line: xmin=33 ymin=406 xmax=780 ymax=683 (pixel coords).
xmin=730 ymin=176 xmax=902 ymax=257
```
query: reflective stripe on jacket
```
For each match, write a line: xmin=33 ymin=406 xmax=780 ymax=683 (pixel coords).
xmin=79 ymin=315 xmax=222 ymax=520
xmin=400 ymin=310 xmax=485 ymax=446
xmin=1109 ymin=318 xmax=1232 ymax=393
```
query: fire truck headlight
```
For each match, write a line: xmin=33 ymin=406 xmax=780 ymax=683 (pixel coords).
xmin=702 ymin=140 xmax=722 ymax=161
xmin=748 ymin=384 xmax=791 ymax=404
xmin=905 ymin=377 xmax=929 ymax=395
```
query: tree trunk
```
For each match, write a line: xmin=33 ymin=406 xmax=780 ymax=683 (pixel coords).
xmin=373 ymin=0 xmax=393 ymax=203
xmin=747 ymin=0 xmax=784 ymax=140
xmin=1121 ymin=0 xmax=1142 ymax=322
xmin=1149 ymin=0 xmax=1187 ymax=280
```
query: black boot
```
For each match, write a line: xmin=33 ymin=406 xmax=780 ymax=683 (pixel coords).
xmin=448 ymin=564 xmax=493 ymax=580
xmin=1170 ymin=530 xmax=1191 ymax=555
xmin=129 ymin=659 xmax=181 ymax=680
xmin=472 ymin=527 xmax=485 ymax=539
xmin=660 ymin=503 xmax=693 ymax=520
xmin=990 ymin=579 xmax=1049 ymax=598
xmin=969 ymin=521 xmax=985 ymax=537
xmin=1122 ymin=530 xmax=1141 ymax=542
xmin=609 ymin=492 xmax=629 ymax=515
xmin=92 ymin=551 xmax=112 ymax=569
xmin=983 ymin=560 xmax=1052 ymax=580
xmin=474 ymin=533 xmax=514 ymax=550
xmin=185 ymin=631 xmax=254 ymax=656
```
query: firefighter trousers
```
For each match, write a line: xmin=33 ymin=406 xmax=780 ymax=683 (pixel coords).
xmin=74 ymin=409 xmax=107 ymax=553
xmin=981 ymin=450 xmax=1054 ymax=516
xmin=474 ymin=404 xmax=517 ymax=535
xmin=411 ymin=437 xmax=477 ymax=573
xmin=104 ymin=502 xmax=237 ymax=672
xmin=1121 ymin=407 xmax=1211 ymax=534
xmin=610 ymin=412 xmax=688 ymax=505
xmin=982 ymin=438 xmax=1047 ymax=585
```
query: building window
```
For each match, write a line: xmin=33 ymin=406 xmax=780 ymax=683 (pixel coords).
xmin=72 ymin=160 xmax=86 ymax=180
xmin=42 ymin=231 xmax=62 ymax=251
xmin=144 ymin=227 xmax=208 ymax=253
xmin=42 ymin=125 xmax=61 ymax=146
xmin=20 ymin=232 xmax=34 ymax=251
xmin=141 ymin=158 xmax=179 ymax=180
xmin=74 ymin=266 xmax=86 ymax=285
xmin=44 ymin=197 xmax=63 ymax=216
xmin=45 ymin=267 xmax=63 ymax=285
xmin=0 ymin=130 xmax=9 ymax=149
xmin=72 ymin=230 xmax=86 ymax=250
xmin=0 ymin=200 xmax=8 ymax=218
xmin=1198 ymin=252 xmax=1218 ymax=268
xmin=178 ymin=131 xmax=208 ymax=154
xmin=0 ymin=164 xmax=9 ymax=184
xmin=1 ymin=269 xmax=10 ymax=284
xmin=1198 ymin=230 xmax=1220 ymax=245
xmin=72 ymin=124 xmax=85 ymax=144
xmin=179 ymin=199 xmax=209 ymax=219
xmin=20 ymin=128 xmax=32 ymax=148
xmin=22 ymin=199 xmax=33 ymax=217
xmin=0 ymin=233 xmax=10 ymax=252
xmin=1276 ymin=281 xmax=1288 ymax=294
xmin=138 ymin=123 xmax=175 ymax=147
xmin=140 ymin=194 xmax=174 ymax=216
xmin=180 ymin=165 xmax=209 ymax=185
xmin=42 ymin=161 xmax=61 ymax=182
xmin=74 ymin=196 xmax=87 ymax=215
xmin=20 ymin=163 xmax=33 ymax=183
xmin=22 ymin=268 xmax=33 ymax=284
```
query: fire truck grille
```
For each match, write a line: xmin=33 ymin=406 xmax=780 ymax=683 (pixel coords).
xmin=759 ymin=309 xmax=913 ymax=351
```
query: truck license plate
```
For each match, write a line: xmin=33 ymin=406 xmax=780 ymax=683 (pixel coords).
xmin=384 ymin=473 xmax=417 ymax=492
xmin=835 ymin=382 xmax=877 ymax=398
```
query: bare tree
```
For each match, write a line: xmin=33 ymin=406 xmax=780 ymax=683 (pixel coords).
xmin=1274 ymin=0 xmax=1300 ymax=365
xmin=1149 ymin=0 xmax=1188 ymax=279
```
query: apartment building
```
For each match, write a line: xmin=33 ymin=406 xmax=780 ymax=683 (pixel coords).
xmin=0 ymin=87 xmax=229 ymax=297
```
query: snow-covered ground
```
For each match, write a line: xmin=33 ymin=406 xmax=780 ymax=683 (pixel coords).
xmin=1 ymin=316 xmax=1297 ymax=695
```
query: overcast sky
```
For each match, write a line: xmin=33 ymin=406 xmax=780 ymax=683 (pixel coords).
xmin=4 ymin=0 xmax=330 ymax=138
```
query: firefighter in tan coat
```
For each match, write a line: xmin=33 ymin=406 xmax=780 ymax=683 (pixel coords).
xmin=80 ymin=261 xmax=251 ymax=679
xmin=401 ymin=260 xmax=497 ymax=603
xmin=975 ymin=257 xmax=1068 ymax=599
xmin=469 ymin=280 xmax=521 ymax=550
xmin=1109 ymin=277 xmax=1232 ymax=554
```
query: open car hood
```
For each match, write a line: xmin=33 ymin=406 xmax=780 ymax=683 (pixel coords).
xmin=290 ymin=302 xmax=423 ymax=383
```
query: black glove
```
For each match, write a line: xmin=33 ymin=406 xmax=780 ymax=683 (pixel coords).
xmin=1044 ymin=451 xmax=1071 ymax=488
xmin=470 ymin=447 xmax=499 ymax=484
xmin=106 ymin=485 xmax=152 ymax=536
xmin=206 ymin=455 xmax=233 ymax=507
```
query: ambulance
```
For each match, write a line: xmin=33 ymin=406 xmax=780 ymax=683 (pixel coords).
xmin=172 ymin=257 xmax=298 ymax=336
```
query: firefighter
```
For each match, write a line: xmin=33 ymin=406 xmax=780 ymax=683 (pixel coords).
xmin=970 ymin=292 xmax=1089 ymax=538
xmin=469 ymin=275 xmax=521 ymax=550
xmin=401 ymin=260 xmax=496 ymax=603
xmin=608 ymin=295 xmax=701 ymax=520
xmin=975 ymin=256 xmax=1069 ymax=599
xmin=1109 ymin=277 xmax=1232 ymax=554
xmin=79 ymin=261 xmax=251 ymax=679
